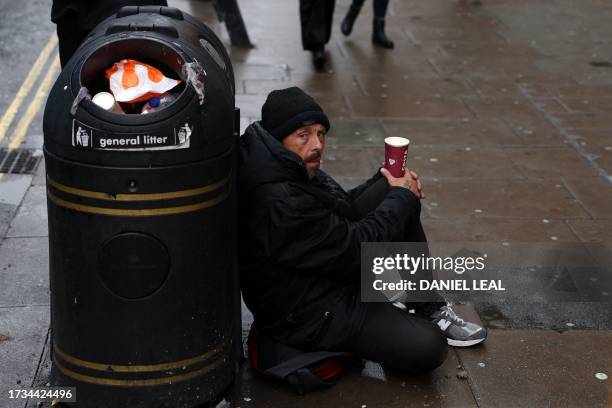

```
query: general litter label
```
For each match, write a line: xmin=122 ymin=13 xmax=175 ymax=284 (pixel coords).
xmin=71 ymin=120 xmax=192 ymax=151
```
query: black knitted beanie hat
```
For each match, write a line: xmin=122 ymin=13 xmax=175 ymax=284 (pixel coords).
xmin=261 ymin=87 xmax=330 ymax=140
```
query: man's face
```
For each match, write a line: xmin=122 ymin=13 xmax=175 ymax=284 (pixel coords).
xmin=282 ymin=123 xmax=326 ymax=179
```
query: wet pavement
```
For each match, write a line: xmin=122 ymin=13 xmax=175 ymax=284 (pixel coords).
xmin=1 ymin=0 xmax=611 ymax=406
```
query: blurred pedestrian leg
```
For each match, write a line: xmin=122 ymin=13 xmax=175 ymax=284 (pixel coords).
xmin=300 ymin=0 xmax=336 ymax=70
xmin=51 ymin=0 xmax=168 ymax=68
xmin=341 ymin=0 xmax=394 ymax=49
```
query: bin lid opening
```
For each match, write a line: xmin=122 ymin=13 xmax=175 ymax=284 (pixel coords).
xmin=79 ymin=38 xmax=190 ymax=117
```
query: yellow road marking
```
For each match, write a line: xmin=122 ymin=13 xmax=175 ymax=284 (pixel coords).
xmin=8 ymin=56 xmax=60 ymax=149
xmin=0 ymin=33 xmax=57 ymax=143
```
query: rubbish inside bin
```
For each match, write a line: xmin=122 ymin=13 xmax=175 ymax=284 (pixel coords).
xmin=106 ymin=59 xmax=181 ymax=103
xmin=92 ymin=92 xmax=124 ymax=113
xmin=79 ymin=39 xmax=192 ymax=116
xmin=141 ymin=92 xmax=178 ymax=114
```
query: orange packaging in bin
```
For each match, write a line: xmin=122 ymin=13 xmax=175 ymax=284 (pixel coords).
xmin=105 ymin=59 xmax=181 ymax=103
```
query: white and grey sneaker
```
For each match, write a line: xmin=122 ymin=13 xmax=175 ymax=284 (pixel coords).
xmin=430 ymin=304 xmax=487 ymax=347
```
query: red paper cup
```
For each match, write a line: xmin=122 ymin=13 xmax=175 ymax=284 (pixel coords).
xmin=384 ymin=137 xmax=410 ymax=177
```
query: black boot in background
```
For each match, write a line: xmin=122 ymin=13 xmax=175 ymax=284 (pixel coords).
xmin=372 ymin=17 xmax=394 ymax=48
xmin=312 ymin=45 xmax=326 ymax=70
xmin=341 ymin=5 xmax=362 ymax=36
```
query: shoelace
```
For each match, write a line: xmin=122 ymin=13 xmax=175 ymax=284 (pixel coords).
xmin=440 ymin=305 xmax=465 ymax=326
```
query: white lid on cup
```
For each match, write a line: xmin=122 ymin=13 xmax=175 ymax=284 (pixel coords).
xmin=384 ymin=136 xmax=410 ymax=147
xmin=92 ymin=92 xmax=117 ymax=111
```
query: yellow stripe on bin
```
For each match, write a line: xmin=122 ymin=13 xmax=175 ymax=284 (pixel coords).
xmin=46 ymin=173 xmax=230 ymax=202
xmin=0 ymin=33 xmax=57 ymax=143
xmin=47 ymin=187 xmax=230 ymax=217
xmin=53 ymin=354 xmax=226 ymax=387
xmin=53 ymin=340 xmax=228 ymax=373
xmin=8 ymin=56 xmax=61 ymax=149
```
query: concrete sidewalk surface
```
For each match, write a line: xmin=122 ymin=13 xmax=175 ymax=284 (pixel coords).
xmin=1 ymin=0 xmax=611 ymax=406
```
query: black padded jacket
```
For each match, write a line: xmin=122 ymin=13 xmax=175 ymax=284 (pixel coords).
xmin=238 ymin=122 xmax=421 ymax=340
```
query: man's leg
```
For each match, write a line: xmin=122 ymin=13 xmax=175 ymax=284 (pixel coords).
xmin=340 ymin=0 xmax=365 ymax=36
xmin=350 ymin=177 xmax=487 ymax=347
xmin=299 ymin=0 xmax=335 ymax=68
xmin=313 ymin=294 xmax=448 ymax=374
xmin=299 ymin=0 xmax=335 ymax=51
xmin=372 ymin=0 xmax=394 ymax=48
xmin=53 ymin=0 xmax=169 ymax=68
xmin=373 ymin=0 xmax=389 ymax=18
xmin=351 ymin=176 xmax=439 ymax=290
xmin=55 ymin=11 xmax=90 ymax=68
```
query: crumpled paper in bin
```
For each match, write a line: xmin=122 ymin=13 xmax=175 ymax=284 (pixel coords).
xmin=106 ymin=59 xmax=181 ymax=103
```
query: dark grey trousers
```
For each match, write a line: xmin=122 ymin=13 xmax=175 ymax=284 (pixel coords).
xmin=305 ymin=178 xmax=448 ymax=374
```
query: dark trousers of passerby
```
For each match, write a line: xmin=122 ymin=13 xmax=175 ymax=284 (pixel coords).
xmin=299 ymin=0 xmax=336 ymax=51
xmin=51 ymin=0 xmax=168 ymax=67
xmin=283 ymin=178 xmax=448 ymax=374
xmin=350 ymin=0 xmax=390 ymax=18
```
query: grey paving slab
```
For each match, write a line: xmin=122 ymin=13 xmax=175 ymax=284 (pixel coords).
xmin=407 ymin=146 xmax=522 ymax=180
xmin=563 ymin=178 xmax=612 ymax=219
xmin=244 ymin=73 xmax=363 ymax=97
xmin=312 ymin=95 xmax=351 ymax=118
xmin=463 ymin=96 xmax=545 ymax=123
xmin=227 ymin=348 xmax=477 ymax=408
xmin=356 ymin=75 xmax=476 ymax=98
xmin=325 ymin=118 xmax=387 ymax=148
xmin=555 ymin=113 xmax=612 ymax=130
xmin=31 ymin=158 xmax=45 ymax=186
xmin=569 ymin=219 xmax=612 ymax=243
xmin=321 ymin=147 xmax=383 ymax=179
xmin=431 ymin=57 xmax=543 ymax=78
xmin=331 ymin=50 xmax=437 ymax=79
xmin=0 ymin=174 xmax=32 ymax=206
xmin=6 ymin=185 xmax=47 ymax=238
xmin=350 ymin=95 xmax=472 ymax=119
xmin=503 ymin=120 xmax=569 ymax=147
xmin=0 ymin=237 xmax=49 ymax=307
xmin=236 ymin=93 xmax=267 ymax=119
xmin=0 ymin=306 xmax=49 ymax=408
xmin=382 ymin=118 xmax=525 ymax=147
xmin=423 ymin=180 xmax=589 ymax=219
xmin=234 ymin=63 xmax=290 ymax=82
xmin=506 ymin=147 xmax=601 ymax=181
xmin=0 ymin=203 xmax=15 ymax=240
xmin=440 ymin=43 xmax=541 ymax=60
xmin=407 ymin=20 xmax=506 ymax=44
xmin=560 ymin=97 xmax=612 ymax=115
xmin=230 ymin=46 xmax=314 ymax=67
xmin=422 ymin=218 xmax=578 ymax=243
xmin=474 ymin=300 xmax=612 ymax=331
xmin=25 ymin=332 xmax=52 ymax=408
xmin=555 ymin=85 xmax=612 ymax=98
xmin=533 ymin=98 xmax=569 ymax=115
xmin=579 ymin=149 xmax=612 ymax=179
xmin=456 ymin=329 xmax=612 ymax=407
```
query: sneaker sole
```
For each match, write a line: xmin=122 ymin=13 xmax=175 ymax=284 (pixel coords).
xmin=447 ymin=337 xmax=486 ymax=347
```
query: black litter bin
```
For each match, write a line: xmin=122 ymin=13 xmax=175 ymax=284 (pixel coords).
xmin=43 ymin=7 xmax=239 ymax=407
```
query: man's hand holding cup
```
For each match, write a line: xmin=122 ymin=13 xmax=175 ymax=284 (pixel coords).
xmin=380 ymin=167 xmax=425 ymax=199
xmin=380 ymin=136 xmax=425 ymax=198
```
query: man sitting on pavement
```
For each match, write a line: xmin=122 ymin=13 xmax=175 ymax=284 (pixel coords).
xmin=238 ymin=87 xmax=487 ymax=380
